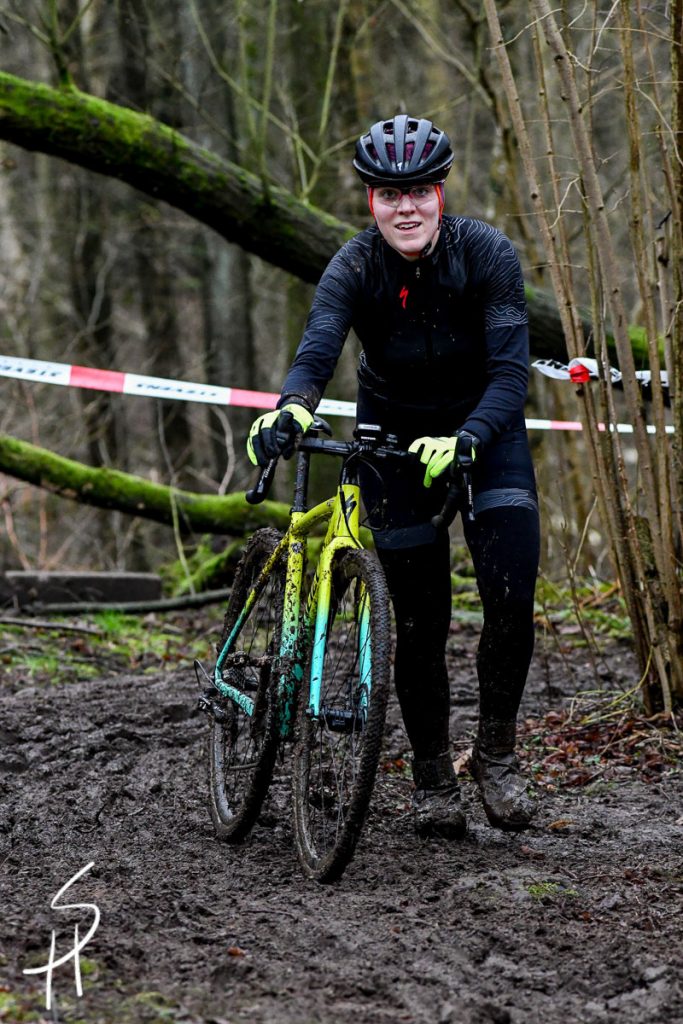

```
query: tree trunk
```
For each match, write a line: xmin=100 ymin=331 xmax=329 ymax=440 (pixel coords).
xmin=110 ymin=0 xmax=193 ymax=482
xmin=189 ymin=3 xmax=258 ymax=487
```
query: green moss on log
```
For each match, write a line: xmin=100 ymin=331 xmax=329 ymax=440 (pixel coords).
xmin=0 ymin=434 xmax=290 ymax=534
xmin=163 ymin=537 xmax=247 ymax=595
xmin=0 ymin=72 xmax=356 ymax=283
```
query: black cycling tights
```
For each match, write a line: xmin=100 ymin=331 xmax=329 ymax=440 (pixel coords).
xmin=376 ymin=505 xmax=540 ymax=761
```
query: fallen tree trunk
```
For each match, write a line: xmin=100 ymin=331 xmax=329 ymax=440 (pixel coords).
xmin=0 ymin=72 xmax=649 ymax=364
xmin=0 ymin=434 xmax=290 ymax=534
xmin=0 ymin=72 xmax=354 ymax=287
xmin=14 ymin=588 xmax=235 ymax=616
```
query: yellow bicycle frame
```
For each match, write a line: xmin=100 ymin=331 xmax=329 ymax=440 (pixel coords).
xmin=214 ymin=480 xmax=367 ymax=739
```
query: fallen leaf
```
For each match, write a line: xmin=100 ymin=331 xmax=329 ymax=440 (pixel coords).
xmin=227 ymin=946 xmax=246 ymax=957
xmin=520 ymin=844 xmax=545 ymax=859
xmin=564 ymin=770 xmax=598 ymax=787
xmin=548 ymin=818 xmax=574 ymax=830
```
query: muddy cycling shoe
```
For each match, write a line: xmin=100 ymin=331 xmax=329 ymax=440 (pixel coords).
xmin=471 ymin=720 xmax=536 ymax=831
xmin=412 ymin=752 xmax=467 ymax=840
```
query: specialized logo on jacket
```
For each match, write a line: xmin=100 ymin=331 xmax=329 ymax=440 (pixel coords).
xmin=399 ymin=285 xmax=409 ymax=309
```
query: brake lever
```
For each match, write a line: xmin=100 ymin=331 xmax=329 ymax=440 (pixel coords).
xmin=245 ymin=457 xmax=278 ymax=505
xmin=462 ymin=469 xmax=475 ymax=522
xmin=430 ymin=468 xmax=476 ymax=530
xmin=431 ymin=478 xmax=462 ymax=530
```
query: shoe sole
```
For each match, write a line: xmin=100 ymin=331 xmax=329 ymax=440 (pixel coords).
xmin=482 ymin=806 xmax=534 ymax=832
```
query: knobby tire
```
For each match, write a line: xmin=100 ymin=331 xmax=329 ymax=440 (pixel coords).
xmin=207 ymin=528 xmax=285 ymax=843
xmin=292 ymin=548 xmax=391 ymax=883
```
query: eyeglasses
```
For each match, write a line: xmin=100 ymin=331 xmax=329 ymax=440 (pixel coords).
xmin=372 ymin=184 xmax=440 ymax=208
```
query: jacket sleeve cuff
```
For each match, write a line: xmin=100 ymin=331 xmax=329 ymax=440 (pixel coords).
xmin=278 ymin=393 xmax=316 ymax=414
xmin=458 ymin=421 xmax=490 ymax=448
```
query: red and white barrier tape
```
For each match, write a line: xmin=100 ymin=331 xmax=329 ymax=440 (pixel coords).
xmin=0 ymin=353 xmax=673 ymax=433
xmin=532 ymin=356 xmax=669 ymax=390
xmin=0 ymin=354 xmax=356 ymax=418
xmin=531 ymin=357 xmax=673 ymax=433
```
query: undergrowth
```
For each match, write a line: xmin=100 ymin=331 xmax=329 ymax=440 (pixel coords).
xmin=0 ymin=606 xmax=225 ymax=688
xmin=451 ymin=544 xmax=631 ymax=644
xmin=0 ymin=559 xmax=656 ymax=703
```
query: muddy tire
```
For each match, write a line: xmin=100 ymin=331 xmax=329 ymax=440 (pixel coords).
xmin=208 ymin=528 xmax=285 ymax=843
xmin=292 ymin=548 xmax=391 ymax=883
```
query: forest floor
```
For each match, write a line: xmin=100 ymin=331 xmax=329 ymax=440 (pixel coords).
xmin=0 ymin=597 xmax=682 ymax=1024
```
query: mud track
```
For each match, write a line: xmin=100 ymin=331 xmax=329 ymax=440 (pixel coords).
xmin=1 ymin=619 xmax=682 ymax=1024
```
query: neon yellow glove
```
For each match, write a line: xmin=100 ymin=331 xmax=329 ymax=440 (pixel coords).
xmin=408 ymin=436 xmax=456 ymax=488
xmin=247 ymin=402 xmax=314 ymax=466
xmin=408 ymin=431 xmax=479 ymax=488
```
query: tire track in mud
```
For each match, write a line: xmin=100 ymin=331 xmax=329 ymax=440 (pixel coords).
xmin=0 ymin=641 xmax=682 ymax=1024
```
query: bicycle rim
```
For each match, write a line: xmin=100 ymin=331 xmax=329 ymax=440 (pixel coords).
xmin=207 ymin=528 xmax=284 ymax=843
xmin=292 ymin=548 xmax=391 ymax=882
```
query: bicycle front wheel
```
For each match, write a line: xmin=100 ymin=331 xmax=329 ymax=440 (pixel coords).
xmin=292 ymin=548 xmax=391 ymax=882
xmin=208 ymin=528 xmax=285 ymax=843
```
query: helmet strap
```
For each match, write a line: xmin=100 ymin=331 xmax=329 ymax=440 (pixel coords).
xmin=422 ymin=184 xmax=445 ymax=256
xmin=367 ymin=187 xmax=376 ymax=219
xmin=436 ymin=182 xmax=445 ymax=222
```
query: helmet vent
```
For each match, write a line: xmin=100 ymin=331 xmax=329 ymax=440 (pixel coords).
xmin=353 ymin=115 xmax=453 ymax=188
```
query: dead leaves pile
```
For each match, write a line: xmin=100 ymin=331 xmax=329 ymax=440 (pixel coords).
xmin=519 ymin=692 xmax=682 ymax=790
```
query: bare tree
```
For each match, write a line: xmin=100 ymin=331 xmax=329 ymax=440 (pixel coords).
xmin=483 ymin=0 xmax=682 ymax=710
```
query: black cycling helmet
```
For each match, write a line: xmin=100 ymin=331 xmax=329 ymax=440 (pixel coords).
xmin=353 ymin=114 xmax=453 ymax=187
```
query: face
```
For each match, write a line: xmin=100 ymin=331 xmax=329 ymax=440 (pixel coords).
xmin=371 ymin=185 xmax=441 ymax=260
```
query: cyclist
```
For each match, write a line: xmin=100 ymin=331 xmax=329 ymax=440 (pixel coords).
xmin=247 ymin=114 xmax=540 ymax=838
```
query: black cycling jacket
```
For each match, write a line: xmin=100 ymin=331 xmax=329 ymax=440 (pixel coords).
xmin=279 ymin=214 xmax=530 ymax=450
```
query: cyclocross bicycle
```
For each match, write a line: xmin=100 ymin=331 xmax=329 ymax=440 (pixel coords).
xmin=196 ymin=419 xmax=464 ymax=883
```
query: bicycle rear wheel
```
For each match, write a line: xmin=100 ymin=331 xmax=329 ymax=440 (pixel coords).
xmin=292 ymin=548 xmax=391 ymax=882
xmin=207 ymin=528 xmax=285 ymax=842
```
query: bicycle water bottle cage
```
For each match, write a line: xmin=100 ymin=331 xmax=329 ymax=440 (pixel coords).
xmin=319 ymin=706 xmax=366 ymax=734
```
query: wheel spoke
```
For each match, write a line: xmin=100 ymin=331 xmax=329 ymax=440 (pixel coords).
xmin=293 ymin=549 xmax=391 ymax=882
xmin=207 ymin=530 xmax=284 ymax=842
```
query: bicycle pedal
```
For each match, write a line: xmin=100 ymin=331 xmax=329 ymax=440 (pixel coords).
xmin=320 ymin=706 xmax=364 ymax=734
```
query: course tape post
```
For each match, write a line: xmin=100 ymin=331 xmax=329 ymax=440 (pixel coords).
xmin=0 ymin=353 xmax=673 ymax=433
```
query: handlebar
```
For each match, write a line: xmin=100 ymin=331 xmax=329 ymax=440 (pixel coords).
xmin=245 ymin=421 xmax=475 ymax=529
xmin=245 ymin=432 xmax=407 ymax=505
xmin=245 ymin=457 xmax=278 ymax=505
xmin=430 ymin=470 xmax=474 ymax=529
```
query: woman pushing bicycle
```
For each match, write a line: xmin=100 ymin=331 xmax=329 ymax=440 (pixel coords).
xmin=247 ymin=114 xmax=540 ymax=838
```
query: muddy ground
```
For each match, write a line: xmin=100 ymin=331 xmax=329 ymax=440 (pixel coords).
xmin=1 ymin=607 xmax=682 ymax=1024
